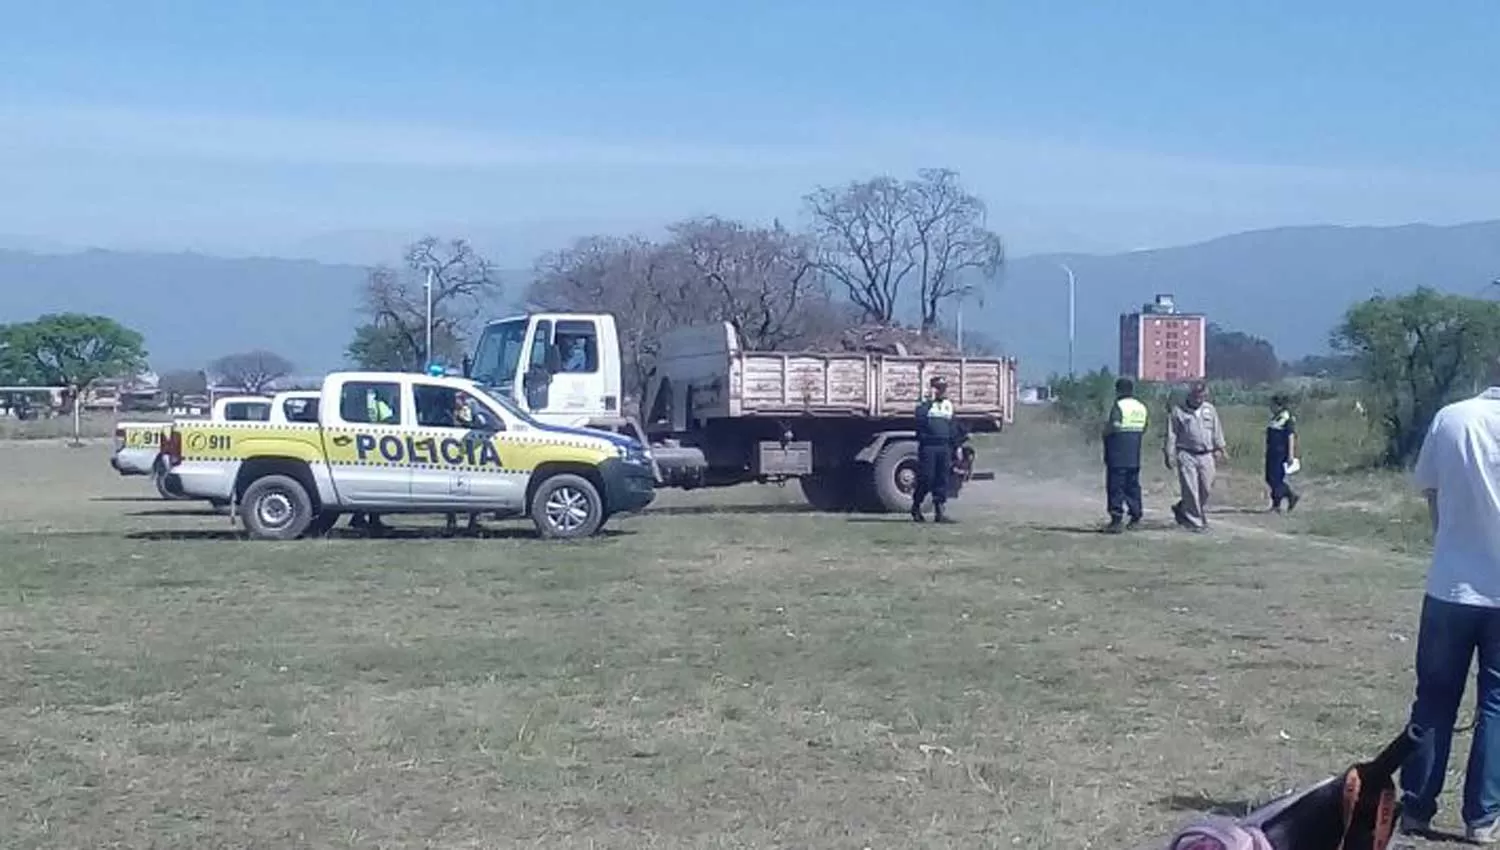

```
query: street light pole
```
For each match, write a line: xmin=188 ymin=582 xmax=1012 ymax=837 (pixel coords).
xmin=1059 ymin=263 xmax=1077 ymax=377
xmin=424 ymin=267 xmax=434 ymax=370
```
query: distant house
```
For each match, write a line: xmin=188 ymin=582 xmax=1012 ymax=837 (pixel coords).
xmin=1019 ymin=385 xmax=1053 ymax=405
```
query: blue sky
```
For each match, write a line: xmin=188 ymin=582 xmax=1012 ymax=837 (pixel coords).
xmin=1 ymin=0 xmax=1497 ymax=264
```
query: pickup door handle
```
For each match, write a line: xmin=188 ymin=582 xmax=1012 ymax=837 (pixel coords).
xmin=331 ymin=435 xmax=353 ymax=447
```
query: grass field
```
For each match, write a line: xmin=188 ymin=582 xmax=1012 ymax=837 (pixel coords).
xmin=0 ymin=409 xmax=1456 ymax=849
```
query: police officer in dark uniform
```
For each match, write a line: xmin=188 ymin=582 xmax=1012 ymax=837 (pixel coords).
xmin=912 ymin=375 xmax=960 ymax=524
xmin=1103 ymin=377 xmax=1149 ymax=533
xmin=1265 ymin=393 xmax=1301 ymax=513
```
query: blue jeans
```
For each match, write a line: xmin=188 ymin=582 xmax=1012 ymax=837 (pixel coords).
xmin=1401 ymin=595 xmax=1500 ymax=827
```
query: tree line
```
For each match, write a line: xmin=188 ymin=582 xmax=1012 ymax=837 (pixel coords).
xmin=0 ymin=313 xmax=301 ymax=411
xmin=1050 ymin=287 xmax=1500 ymax=467
xmin=344 ymin=168 xmax=1006 ymax=396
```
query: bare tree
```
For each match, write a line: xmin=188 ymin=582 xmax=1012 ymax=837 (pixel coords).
xmin=355 ymin=236 xmax=501 ymax=369
xmin=209 ymin=350 xmax=293 ymax=393
xmin=804 ymin=168 xmax=1003 ymax=331
xmin=804 ymin=176 xmax=912 ymax=324
xmin=907 ymin=168 xmax=1004 ymax=331
xmin=664 ymin=216 xmax=834 ymax=350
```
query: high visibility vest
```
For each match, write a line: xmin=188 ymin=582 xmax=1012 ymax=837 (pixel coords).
xmin=1104 ymin=396 xmax=1148 ymax=467
xmin=1112 ymin=397 xmax=1149 ymax=432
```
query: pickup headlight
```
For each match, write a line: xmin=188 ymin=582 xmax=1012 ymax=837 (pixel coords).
xmin=616 ymin=444 xmax=652 ymax=466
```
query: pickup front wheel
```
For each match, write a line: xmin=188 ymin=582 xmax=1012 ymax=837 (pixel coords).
xmin=531 ymin=474 xmax=604 ymax=539
xmin=239 ymin=474 xmax=315 ymax=541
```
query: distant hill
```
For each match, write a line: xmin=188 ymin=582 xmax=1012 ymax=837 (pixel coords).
xmin=0 ymin=249 xmax=524 ymax=373
xmin=3 ymin=220 xmax=1499 ymax=379
xmin=982 ymin=220 xmax=1500 ymax=380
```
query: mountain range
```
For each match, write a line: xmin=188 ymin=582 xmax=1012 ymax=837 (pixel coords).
xmin=3 ymin=220 xmax=1499 ymax=382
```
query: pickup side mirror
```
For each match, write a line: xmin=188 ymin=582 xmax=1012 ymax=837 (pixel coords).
xmin=461 ymin=355 xmax=473 ymax=379
xmin=545 ymin=344 xmax=562 ymax=375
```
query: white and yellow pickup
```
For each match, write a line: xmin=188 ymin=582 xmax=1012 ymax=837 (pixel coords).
xmin=111 ymin=391 xmax=320 ymax=499
xmin=158 ymin=371 xmax=655 ymax=540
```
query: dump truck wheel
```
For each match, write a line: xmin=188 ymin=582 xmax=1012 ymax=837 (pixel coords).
xmin=799 ymin=471 xmax=857 ymax=512
xmin=871 ymin=441 xmax=919 ymax=513
xmin=239 ymin=474 xmax=314 ymax=541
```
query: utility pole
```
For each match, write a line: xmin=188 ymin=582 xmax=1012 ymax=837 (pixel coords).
xmin=1060 ymin=263 xmax=1077 ymax=376
xmin=424 ymin=267 xmax=434 ymax=370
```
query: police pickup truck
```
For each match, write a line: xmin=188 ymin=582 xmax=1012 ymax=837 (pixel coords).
xmin=112 ymin=392 xmax=320 ymax=499
xmin=158 ymin=371 xmax=656 ymax=540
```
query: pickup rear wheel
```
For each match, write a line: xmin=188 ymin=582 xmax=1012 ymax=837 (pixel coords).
xmin=530 ymin=474 xmax=604 ymax=539
xmin=153 ymin=459 xmax=188 ymax=501
xmin=239 ymin=474 xmax=315 ymax=541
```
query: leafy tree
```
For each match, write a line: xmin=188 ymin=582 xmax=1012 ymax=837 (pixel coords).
xmin=1284 ymin=352 xmax=1361 ymax=380
xmin=1205 ymin=323 xmax=1281 ymax=385
xmin=2 ymin=313 xmax=147 ymax=393
xmin=209 ymin=350 xmax=294 ymax=393
xmin=1332 ymin=287 xmax=1500 ymax=466
xmin=346 ymin=322 xmax=462 ymax=372
xmin=804 ymin=168 xmax=1004 ymax=330
xmin=0 ymin=323 xmax=43 ymax=385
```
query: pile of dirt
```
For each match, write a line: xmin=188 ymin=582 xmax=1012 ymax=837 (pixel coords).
xmin=827 ymin=323 xmax=961 ymax=356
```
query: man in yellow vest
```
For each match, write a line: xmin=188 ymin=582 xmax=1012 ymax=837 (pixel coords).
xmin=1103 ymin=377 xmax=1149 ymax=533
xmin=350 ymin=388 xmax=397 ymax=533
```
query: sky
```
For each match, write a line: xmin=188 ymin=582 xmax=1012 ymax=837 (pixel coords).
xmin=1 ymin=0 xmax=1498 ymax=265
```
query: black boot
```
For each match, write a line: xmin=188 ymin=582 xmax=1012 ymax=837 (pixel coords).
xmin=910 ymin=502 xmax=925 ymax=523
xmin=1106 ymin=517 xmax=1124 ymax=534
xmin=934 ymin=504 xmax=955 ymax=524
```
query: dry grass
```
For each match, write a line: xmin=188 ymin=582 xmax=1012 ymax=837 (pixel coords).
xmin=0 ymin=422 xmax=1453 ymax=849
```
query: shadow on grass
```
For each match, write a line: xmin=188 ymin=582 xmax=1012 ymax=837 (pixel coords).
xmin=122 ymin=527 xmax=636 ymax=542
xmin=1154 ymin=793 xmax=1261 ymax=817
xmin=91 ymin=496 xmax=163 ymax=503
xmin=1028 ymin=519 xmax=1183 ymax=534
xmin=646 ymin=503 xmax=817 ymax=517
xmin=127 ymin=508 xmax=225 ymax=517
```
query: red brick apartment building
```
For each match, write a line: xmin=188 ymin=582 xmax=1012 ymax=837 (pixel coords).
xmin=1118 ymin=294 xmax=1206 ymax=383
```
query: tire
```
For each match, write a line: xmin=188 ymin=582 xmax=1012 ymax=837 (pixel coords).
xmin=871 ymin=440 xmax=920 ymax=513
xmin=799 ymin=470 xmax=857 ymax=512
xmin=153 ymin=460 xmax=189 ymax=501
xmin=238 ymin=474 xmax=315 ymax=541
xmin=306 ymin=510 xmax=342 ymax=538
xmin=530 ymin=473 xmax=604 ymax=539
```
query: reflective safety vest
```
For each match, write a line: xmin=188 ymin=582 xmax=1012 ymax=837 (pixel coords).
xmin=916 ymin=397 xmax=957 ymax=446
xmin=1112 ymin=397 xmax=1149 ymax=432
xmin=1104 ymin=396 xmax=1149 ymax=468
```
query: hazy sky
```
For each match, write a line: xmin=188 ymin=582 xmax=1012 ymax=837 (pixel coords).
xmin=2 ymin=0 xmax=1497 ymax=264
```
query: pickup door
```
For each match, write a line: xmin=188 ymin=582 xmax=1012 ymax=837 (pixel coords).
xmin=322 ymin=377 xmax=412 ymax=506
xmin=407 ymin=378 xmax=527 ymax=510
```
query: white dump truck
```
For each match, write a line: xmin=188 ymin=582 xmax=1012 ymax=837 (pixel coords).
xmin=464 ymin=313 xmax=1016 ymax=513
xmin=112 ymin=391 xmax=320 ymax=500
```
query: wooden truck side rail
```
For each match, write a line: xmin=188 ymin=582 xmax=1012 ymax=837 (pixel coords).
xmin=654 ymin=321 xmax=1017 ymax=427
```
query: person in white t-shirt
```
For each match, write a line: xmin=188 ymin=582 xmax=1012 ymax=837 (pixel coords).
xmin=1400 ymin=365 xmax=1500 ymax=843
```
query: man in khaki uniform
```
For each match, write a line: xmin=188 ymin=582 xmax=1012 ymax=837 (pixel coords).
xmin=1164 ymin=382 xmax=1227 ymax=532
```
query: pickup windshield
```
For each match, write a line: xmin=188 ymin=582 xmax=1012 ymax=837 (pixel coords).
xmin=469 ymin=319 xmax=528 ymax=392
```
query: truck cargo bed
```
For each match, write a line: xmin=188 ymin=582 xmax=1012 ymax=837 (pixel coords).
xmin=650 ymin=322 xmax=1017 ymax=427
